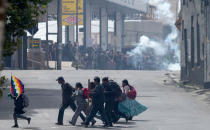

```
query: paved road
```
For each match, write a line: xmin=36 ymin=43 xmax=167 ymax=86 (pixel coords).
xmin=1 ymin=70 xmax=210 ymax=130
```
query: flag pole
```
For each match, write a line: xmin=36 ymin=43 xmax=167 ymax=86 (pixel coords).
xmin=10 ymin=72 xmax=12 ymax=93
xmin=87 ymin=79 xmax=90 ymax=113
xmin=8 ymin=72 xmax=12 ymax=99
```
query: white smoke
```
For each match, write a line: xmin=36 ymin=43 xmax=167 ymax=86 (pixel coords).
xmin=129 ymin=36 xmax=167 ymax=56
xmin=128 ymin=0 xmax=180 ymax=71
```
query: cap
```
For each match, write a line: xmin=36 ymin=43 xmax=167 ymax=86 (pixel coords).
xmin=56 ymin=77 xmax=64 ymax=81
xmin=102 ymin=77 xmax=109 ymax=82
xmin=94 ymin=76 xmax=100 ymax=83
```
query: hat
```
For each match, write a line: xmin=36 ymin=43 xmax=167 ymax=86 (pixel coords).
xmin=94 ymin=76 xmax=100 ymax=83
xmin=56 ymin=77 xmax=64 ymax=81
xmin=102 ymin=77 xmax=109 ymax=82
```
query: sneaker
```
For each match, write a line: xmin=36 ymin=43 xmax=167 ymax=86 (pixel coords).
xmin=69 ymin=121 xmax=75 ymax=126
xmin=125 ymin=117 xmax=129 ymax=123
xmin=81 ymin=122 xmax=88 ymax=127
xmin=12 ymin=125 xmax=19 ymax=128
xmin=81 ymin=122 xmax=85 ymax=125
xmin=27 ymin=118 xmax=31 ymax=125
xmin=103 ymin=124 xmax=109 ymax=127
xmin=91 ymin=120 xmax=96 ymax=126
xmin=55 ymin=122 xmax=63 ymax=125
xmin=109 ymin=123 xmax=113 ymax=127
xmin=113 ymin=116 xmax=120 ymax=123
xmin=128 ymin=117 xmax=133 ymax=120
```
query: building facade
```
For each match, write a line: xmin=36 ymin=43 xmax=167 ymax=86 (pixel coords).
xmin=124 ymin=20 xmax=171 ymax=45
xmin=180 ymin=0 xmax=210 ymax=88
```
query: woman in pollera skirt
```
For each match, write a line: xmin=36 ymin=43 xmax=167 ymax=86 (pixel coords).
xmin=118 ymin=79 xmax=147 ymax=122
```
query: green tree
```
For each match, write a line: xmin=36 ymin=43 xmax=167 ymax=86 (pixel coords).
xmin=0 ymin=0 xmax=6 ymax=99
xmin=3 ymin=0 xmax=51 ymax=57
xmin=0 ymin=0 xmax=51 ymax=98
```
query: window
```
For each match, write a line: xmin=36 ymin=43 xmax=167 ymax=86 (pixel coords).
xmin=184 ymin=29 xmax=188 ymax=73
xmin=202 ymin=43 xmax=204 ymax=58
xmin=182 ymin=20 xmax=184 ymax=40
xmin=197 ymin=16 xmax=201 ymax=66
xmin=114 ymin=13 xmax=117 ymax=36
xmin=191 ymin=16 xmax=195 ymax=68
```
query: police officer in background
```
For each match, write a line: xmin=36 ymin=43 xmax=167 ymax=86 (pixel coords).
xmin=83 ymin=76 xmax=110 ymax=127
xmin=56 ymin=77 xmax=86 ymax=125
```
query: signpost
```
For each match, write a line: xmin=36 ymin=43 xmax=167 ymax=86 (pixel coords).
xmin=29 ymin=38 xmax=41 ymax=49
xmin=57 ymin=0 xmax=62 ymax=70
xmin=61 ymin=0 xmax=84 ymax=69
xmin=28 ymin=23 xmax=39 ymax=35
xmin=62 ymin=15 xmax=83 ymax=26
xmin=62 ymin=0 xmax=83 ymax=26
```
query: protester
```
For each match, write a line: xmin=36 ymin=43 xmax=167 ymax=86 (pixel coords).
xmin=69 ymin=82 xmax=96 ymax=126
xmin=10 ymin=93 xmax=31 ymax=128
xmin=56 ymin=77 xmax=86 ymax=125
xmin=83 ymin=76 xmax=110 ymax=127
xmin=118 ymin=79 xmax=147 ymax=122
xmin=54 ymin=76 xmax=147 ymax=127
xmin=102 ymin=77 xmax=114 ymax=126
xmin=64 ymin=44 xmax=132 ymax=70
xmin=108 ymin=80 xmax=123 ymax=123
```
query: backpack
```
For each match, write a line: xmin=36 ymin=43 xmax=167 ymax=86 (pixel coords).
xmin=127 ymin=86 xmax=137 ymax=99
xmin=22 ymin=94 xmax=29 ymax=108
xmin=66 ymin=83 xmax=75 ymax=93
xmin=82 ymin=88 xmax=88 ymax=99
xmin=109 ymin=80 xmax=122 ymax=98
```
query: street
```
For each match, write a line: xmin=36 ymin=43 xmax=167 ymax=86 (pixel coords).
xmin=0 ymin=70 xmax=210 ymax=130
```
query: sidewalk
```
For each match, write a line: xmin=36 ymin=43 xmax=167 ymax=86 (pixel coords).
xmin=167 ymin=71 xmax=210 ymax=105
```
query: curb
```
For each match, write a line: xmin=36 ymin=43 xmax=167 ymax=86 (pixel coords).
xmin=167 ymin=73 xmax=201 ymax=91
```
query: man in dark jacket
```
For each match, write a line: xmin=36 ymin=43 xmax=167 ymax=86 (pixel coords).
xmin=83 ymin=76 xmax=109 ymax=127
xmin=12 ymin=93 xmax=31 ymax=128
xmin=102 ymin=77 xmax=114 ymax=126
xmin=56 ymin=77 xmax=86 ymax=125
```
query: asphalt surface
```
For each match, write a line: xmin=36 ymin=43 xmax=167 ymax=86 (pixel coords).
xmin=1 ymin=70 xmax=210 ymax=130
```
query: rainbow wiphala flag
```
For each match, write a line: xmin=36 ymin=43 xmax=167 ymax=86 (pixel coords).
xmin=11 ymin=76 xmax=24 ymax=98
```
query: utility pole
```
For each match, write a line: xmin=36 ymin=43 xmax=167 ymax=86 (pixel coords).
xmin=83 ymin=0 xmax=86 ymax=48
xmin=46 ymin=4 xmax=49 ymax=69
xmin=76 ymin=0 xmax=79 ymax=43
xmin=57 ymin=0 xmax=62 ymax=70
xmin=65 ymin=26 xmax=70 ymax=44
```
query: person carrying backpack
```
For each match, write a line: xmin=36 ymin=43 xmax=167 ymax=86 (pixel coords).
xmin=108 ymin=80 xmax=122 ymax=123
xmin=83 ymin=77 xmax=110 ymax=127
xmin=118 ymin=79 xmax=147 ymax=122
xmin=11 ymin=93 xmax=31 ymax=128
xmin=122 ymin=80 xmax=137 ymax=100
xmin=69 ymin=82 xmax=96 ymax=126
xmin=102 ymin=77 xmax=115 ymax=126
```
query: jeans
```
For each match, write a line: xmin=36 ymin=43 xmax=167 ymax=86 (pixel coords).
xmin=57 ymin=102 xmax=86 ymax=124
xmin=13 ymin=113 xmax=30 ymax=126
xmin=105 ymin=101 xmax=114 ymax=124
xmin=85 ymin=103 xmax=109 ymax=125
xmin=71 ymin=103 xmax=96 ymax=125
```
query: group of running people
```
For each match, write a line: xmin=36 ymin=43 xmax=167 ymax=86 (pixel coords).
xmin=10 ymin=76 xmax=147 ymax=128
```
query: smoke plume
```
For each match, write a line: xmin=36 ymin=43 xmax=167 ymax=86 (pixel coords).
xmin=128 ymin=0 xmax=180 ymax=71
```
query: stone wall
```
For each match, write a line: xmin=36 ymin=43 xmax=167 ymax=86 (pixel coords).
xmin=180 ymin=0 xmax=210 ymax=88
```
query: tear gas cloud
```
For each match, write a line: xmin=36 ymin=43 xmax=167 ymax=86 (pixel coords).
xmin=128 ymin=0 xmax=180 ymax=71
